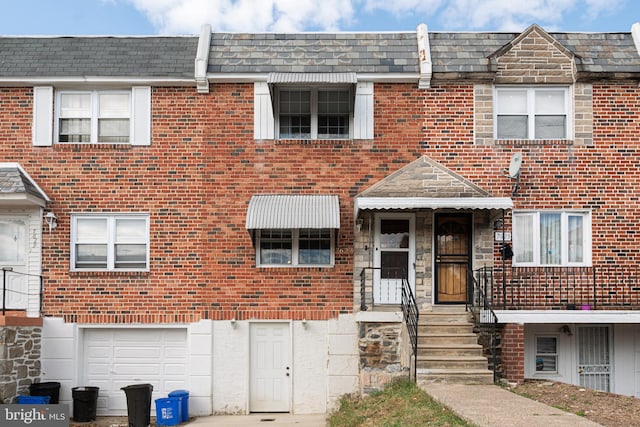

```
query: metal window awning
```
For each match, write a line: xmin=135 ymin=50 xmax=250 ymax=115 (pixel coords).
xmin=267 ymin=72 xmax=357 ymax=84
xmin=354 ymin=196 xmax=513 ymax=217
xmin=246 ymin=195 xmax=341 ymax=230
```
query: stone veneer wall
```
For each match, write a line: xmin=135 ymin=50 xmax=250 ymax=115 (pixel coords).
xmin=0 ymin=326 xmax=42 ymax=403
xmin=358 ymin=322 xmax=408 ymax=394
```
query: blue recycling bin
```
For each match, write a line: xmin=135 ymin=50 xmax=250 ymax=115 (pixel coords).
xmin=155 ymin=397 xmax=181 ymax=426
xmin=168 ymin=390 xmax=189 ymax=422
xmin=17 ymin=395 xmax=50 ymax=404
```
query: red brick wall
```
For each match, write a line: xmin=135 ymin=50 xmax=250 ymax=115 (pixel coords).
xmin=4 ymin=80 xmax=640 ymax=323
xmin=501 ymin=323 xmax=525 ymax=383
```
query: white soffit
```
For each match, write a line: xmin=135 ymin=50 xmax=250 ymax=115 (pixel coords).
xmin=355 ymin=196 xmax=513 ymax=217
xmin=246 ymin=194 xmax=340 ymax=229
xmin=267 ymin=72 xmax=357 ymax=84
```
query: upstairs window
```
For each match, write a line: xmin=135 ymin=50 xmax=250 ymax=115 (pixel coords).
xmin=258 ymin=228 xmax=333 ymax=267
xmin=57 ymin=90 xmax=131 ymax=144
xmin=496 ymin=87 xmax=569 ymax=140
xmin=277 ymin=88 xmax=351 ymax=139
xmin=71 ymin=214 xmax=149 ymax=271
xmin=512 ymin=211 xmax=591 ymax=266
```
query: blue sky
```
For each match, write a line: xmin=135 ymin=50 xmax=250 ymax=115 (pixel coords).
xmin=1 ymin=0 xmax=638 ymax=35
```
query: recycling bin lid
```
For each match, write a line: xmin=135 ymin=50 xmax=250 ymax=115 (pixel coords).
xmin=168 ymin=390 xmax=189 ymax=397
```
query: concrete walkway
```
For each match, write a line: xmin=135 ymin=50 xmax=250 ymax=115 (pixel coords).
xmin=187 ymin=383 xmax=603 ymax=427
xmin=423 ymin=384 xmax=602 ymax=427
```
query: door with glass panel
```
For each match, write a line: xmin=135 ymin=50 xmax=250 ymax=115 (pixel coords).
xmin=0 ymin=217 xmax=28 ymax=309
xmin=373 ymin=214 xmax=415 ymax=305
xmin=435 ymin=213 xmax=471 ymax=304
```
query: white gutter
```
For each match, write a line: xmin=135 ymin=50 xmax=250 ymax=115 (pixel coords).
xmin=495 ymin=310 xmax=640 ymax=324
xmin=416 ymin=23 xmax=432 ymax=89
xmin=0 ymin=162 xmax=51 ymax=203
xmin=0 ymin=77 xmax=195 ymax=87
xmin=195 ymin=24 xmax=212 ymax=94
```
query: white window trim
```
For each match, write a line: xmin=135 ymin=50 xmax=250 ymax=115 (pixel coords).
xmin=535 ymin=334 xmax=559 ymax=375
xmin=256 ymin=228 xmax=335 ymax=268
xmin=494 ymin=86 xmax=572 ymax=140
xmin=70 ymin=213 xmax=150 ymax=272
xmin=55 ymin=89 xmax=132 ymax=144
xmin=274 ymin=86 xmax=354 ymax=140
xmin=512 ymin=210 xmax=592 ymax=267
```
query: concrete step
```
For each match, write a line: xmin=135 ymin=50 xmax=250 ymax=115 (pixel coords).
xmin=420 ymin=322 xmax=475 ymax=334
xmin=417 ymin=369 xmax=494 ymax=385
xmin=419 ymin=312 xmax=472 ymax=324
xmin=418 ymin=343 xmax=484 ymax=357
xmin=417 ymin=356 xmax=488 ymax=370
xmin=418 ymin=333 xmax=479 ymax=346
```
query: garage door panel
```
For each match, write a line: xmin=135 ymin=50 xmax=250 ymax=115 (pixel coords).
xmin=84 ymin=328 xmax=188 ymax=416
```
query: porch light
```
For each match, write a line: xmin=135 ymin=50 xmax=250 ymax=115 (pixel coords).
xmin=44 ymin=212 xmax=57 ymax=232
xmin=355 ymin=218 xmax=364 ymax=232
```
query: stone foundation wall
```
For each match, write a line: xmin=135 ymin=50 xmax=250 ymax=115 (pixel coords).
xmin=0 ymin=326 xmax=42 ymax=403
xmin=358 ymin=322 xmax=408 ymax=394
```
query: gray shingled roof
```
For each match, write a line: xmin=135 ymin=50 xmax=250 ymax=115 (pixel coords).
xmin=0 ymin=37 xmax=198 ymax=79
xmin=0 ymin=166 xmax=48 ymax=202
xmin=429 ymin=31 xmax=640 ymax=74
xmin=208 ymin=32 xmax=419 ymax=74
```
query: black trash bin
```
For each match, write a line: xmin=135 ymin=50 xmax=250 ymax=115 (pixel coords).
xmin=72 ymin=387 xmax=100 ymax=422
xmin=121 ymin=384 xmax=153 ymax=427
xmin=29 ymin=382 xmax=61 ymax=404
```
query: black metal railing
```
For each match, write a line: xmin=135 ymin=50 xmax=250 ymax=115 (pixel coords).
xmin=466 ymin=266 xmax=498 ymax=382
xmin=2 ymin=267 xmax=43 ymax=316
xmin=401 ymin=270 xmax=419 ymax=382
xmin=493 ymin=265 xmax=640 ymax=310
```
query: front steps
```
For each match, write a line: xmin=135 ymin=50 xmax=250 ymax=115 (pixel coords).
xmin=416 ymin=306 xmax=493 ymax=385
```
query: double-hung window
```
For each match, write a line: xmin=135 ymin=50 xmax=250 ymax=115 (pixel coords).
xmin=57 ymin=90 xmax=131 ymax=143
xmin=71 ymin=214 xmax=149 ymax=271
xmin=258 ymin=228 xmax=333 ymax=266
xmin=535 ymin=336 xmax=558 ymax=373
xmin=512 ymin=211 xmax=591 ymax=266
xmin=496 ymin=87 xmax=569 ymax=140
xmin=277 ymin=88 xmax=351 ymax=139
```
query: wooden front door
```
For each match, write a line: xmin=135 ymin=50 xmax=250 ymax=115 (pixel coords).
xmin=435 ymin=213 xmax=471 ymax=304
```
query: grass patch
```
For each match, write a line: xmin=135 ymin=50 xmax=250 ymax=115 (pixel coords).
xmin=328 ymin=379 xmax=471 ymax=427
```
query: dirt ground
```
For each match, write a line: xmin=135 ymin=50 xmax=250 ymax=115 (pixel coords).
xmin=509 ymin=379 xmax=640 ymax=427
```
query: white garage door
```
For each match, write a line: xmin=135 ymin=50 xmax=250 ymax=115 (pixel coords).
xmin=83 ymin=328 xmax=187 ymax=416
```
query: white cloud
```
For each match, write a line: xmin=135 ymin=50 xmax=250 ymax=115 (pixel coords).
xmin=126 ymin=0 xmax=355 ymax=33
xmin=124 ymin=0 xmax=629 ymax=34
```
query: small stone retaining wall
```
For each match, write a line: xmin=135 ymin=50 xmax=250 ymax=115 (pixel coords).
xmin=0 ymin=326 xmax=42 ymax=403
xmin=358 ymin=322 xmax=409 ymax=394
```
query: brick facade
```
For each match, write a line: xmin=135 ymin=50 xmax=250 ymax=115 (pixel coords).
xmin=501 ymin=323 xmax=525 ymax=384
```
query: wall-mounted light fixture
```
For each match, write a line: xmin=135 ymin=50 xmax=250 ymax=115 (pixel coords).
xmin=355 ymin=218 xmax=364 ymax=232
xmin=230 ymin=317 xmax=236 ymax=329
xmin=44 ymin=212 xmax=57 ymax=232
xmin=302 ymin=318 xmax=308 ymax=329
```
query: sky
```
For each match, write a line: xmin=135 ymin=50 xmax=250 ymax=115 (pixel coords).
xmin=0 ymin=0 xmax=638 ymax=36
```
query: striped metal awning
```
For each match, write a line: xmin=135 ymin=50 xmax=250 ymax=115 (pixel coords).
xmin=246 ymin=195 xmax=341 ymax=229
xmin=355 ymin=196 xmax=513 ymax=217
xmin=267 ymin=72 xmax=357 ymax=84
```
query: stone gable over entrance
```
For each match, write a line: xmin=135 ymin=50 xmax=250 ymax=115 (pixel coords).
xmin=489 ymin=24 xmax=577 ymax=84
xmin=358 ymin=156 xmax=492 ymax=198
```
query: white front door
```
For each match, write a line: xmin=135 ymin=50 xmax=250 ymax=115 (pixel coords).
xmin=250 ymin=323 xmax=291 ymax=412
xmin=373 ymin=213 xmax=415 ymax=305
xmin=0 ymin=217 xmax=28 ymax=310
